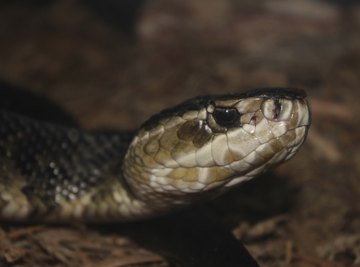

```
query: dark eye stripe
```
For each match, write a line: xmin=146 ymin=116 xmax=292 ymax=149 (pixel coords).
xmin=212 ymin=107 xmax=240 ymax=128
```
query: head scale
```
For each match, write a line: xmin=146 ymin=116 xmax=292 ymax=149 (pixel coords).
xmin=123 ymin=88 xmax=311 ymax=211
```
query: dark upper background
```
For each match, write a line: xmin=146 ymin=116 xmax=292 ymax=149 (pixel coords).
xmin=0 ymin=1 xmax=359 ymax=267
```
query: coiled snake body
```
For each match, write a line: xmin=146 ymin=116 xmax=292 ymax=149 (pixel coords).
xmin=0 ymin=88 xmax=310 ymax=222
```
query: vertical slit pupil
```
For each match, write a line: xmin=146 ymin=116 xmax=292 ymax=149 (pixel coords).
xmin=213 ymin=107 xmax=240 ymax=128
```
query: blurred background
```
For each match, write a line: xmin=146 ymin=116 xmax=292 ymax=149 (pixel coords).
xmin=0 ymin=1 xmax=359 ymax=266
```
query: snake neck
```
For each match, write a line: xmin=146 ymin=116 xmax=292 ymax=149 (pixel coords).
xmin=0 ymin=111 xmax=149 ymax=221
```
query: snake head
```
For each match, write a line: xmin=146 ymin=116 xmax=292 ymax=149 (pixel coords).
xmin=123 ymin=88 xmax=311 ymax=210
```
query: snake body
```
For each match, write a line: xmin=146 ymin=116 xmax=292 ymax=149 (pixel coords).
xmin=0 ymin=88 xmax=310 ymax=222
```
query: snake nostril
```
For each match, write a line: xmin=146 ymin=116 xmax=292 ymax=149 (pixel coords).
xmin=273 ymin=99 xmax=282 ymax=119
xmin=250 ymin=115 xmax=257 ymax=125
xmin=262 ymin=99 xmax=293 ymax=121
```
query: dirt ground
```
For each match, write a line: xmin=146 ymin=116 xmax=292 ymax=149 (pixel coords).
xmin=0 ymin=1 xmax=359 ymax=266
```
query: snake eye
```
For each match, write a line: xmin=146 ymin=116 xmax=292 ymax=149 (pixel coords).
xmin=212 ymin=107 xmax=240 ymax=128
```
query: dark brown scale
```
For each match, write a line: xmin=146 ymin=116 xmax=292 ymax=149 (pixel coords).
xmin=0 ymin=111 xmax=133 ymax=209
xmin=192 ymin=124 xmax=212 ymax=148
xmin=177 ymin=120 xmax=201 ymax=141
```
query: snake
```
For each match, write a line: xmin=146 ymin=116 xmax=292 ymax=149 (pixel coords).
xmin=0 ymin=88 xmax=310 ymax=223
